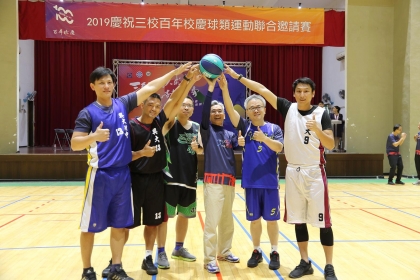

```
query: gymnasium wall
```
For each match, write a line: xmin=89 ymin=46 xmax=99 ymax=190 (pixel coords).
xmin=0 ymin=1 xmax=18 ymax=154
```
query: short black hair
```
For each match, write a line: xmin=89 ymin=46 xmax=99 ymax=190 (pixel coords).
xmin=143 ymin=93 xmax=161 ymax=104
xmin=89 ymin=67 xmax=116 ymax=84
xmin=393 ymin=124 xmax=401 ymax=131
xmin=185 ymin=95 xmax=194 ymax=103
xmin=292 ymin=77 xmax=316 ymax=92
xmin=333 ymin=106 xmax=341 ymax=113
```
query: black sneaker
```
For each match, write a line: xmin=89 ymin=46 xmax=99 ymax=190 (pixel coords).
xmin=289 ymin=259 xmax=314 ymax=278
xmin=247 ymin=249 xmax=263 ymax=268
xmin=269 ymin=251 xmax=280 ymax=270
xmin=102 ymin=259 xmax=112 ymax=278
xmin=81 ymin=267 xmax=97 ymax=280
xmin=388 ymin=181 xmax=395 ymax=185
xmin=324 ymin=264 xmax=338 ymax=280
xmin=395 ymin=180 xmax=405 ymax=185
xmin=107 ymin=266 xmax=133 ymax=280
xmin=142 ymin=255 xmax=158 ymax=275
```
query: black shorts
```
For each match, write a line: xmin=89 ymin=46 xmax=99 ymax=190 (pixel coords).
xmin=129 ymin=172 xmax=166 ymax=227
xmin=165 ymin=184 xmax=197 ymax=218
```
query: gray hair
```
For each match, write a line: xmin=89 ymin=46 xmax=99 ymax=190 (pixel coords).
xmin=244 ymin=94 xmax=266 ymax=109
xmin=211 ymin=100 xmax=225 ymax=111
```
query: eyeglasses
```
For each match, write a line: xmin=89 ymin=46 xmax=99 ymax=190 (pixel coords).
xmin=247 ymin=105 xmax=265 ymax=111
xmin=181 ymin=103 xmax=193 ymax=108
xmin=210 ymin=109 xmax=224 ymax=114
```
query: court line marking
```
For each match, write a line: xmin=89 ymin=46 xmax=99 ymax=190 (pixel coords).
xmin=360 ymin=209 xmax=420 ymax=234
xmin=197 ymin=211 xmax=223 ymax=280
xmin=0 ymin=244 xmax=146 ymax=251
xmin=260 ymin=239 xmax=420 ymax=243
xmin=231 ymin=213 xmax=284 ymax=279
xmin=0 ymin=215 xmax=25 ymax=228
xmin=235 ymin=193 xmax=324 ymax=275
xmin=0 ymin=196 xmax=30 ymax=209
xmin=343 ymin=192 xmax=420 ymax=218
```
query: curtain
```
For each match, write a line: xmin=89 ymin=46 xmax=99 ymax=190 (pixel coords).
xmin=34 ymin=41 xmax=104 ymax=146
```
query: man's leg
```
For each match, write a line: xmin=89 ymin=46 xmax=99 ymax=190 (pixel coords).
xmin=110 ymin=227 xmax=126 ymax=265
xmin=176 ymin=215 xmax=188 ymax=243
xmin=81 ymin=232 xmax=95 ymax=268
xmin=267 ymin=220 xmax=279 ymax=249
xmin=157 ymin=221 xmax=168 ymax=248
xmin=250 ymin=218 xmax=262 ymax=247
xmin=396 ymin=156 xmax=404 ymax=182
xmin=388 ymin=155 xmax=397 ymax=183
xmin=217 ymin=185 xmax=238 ymax=262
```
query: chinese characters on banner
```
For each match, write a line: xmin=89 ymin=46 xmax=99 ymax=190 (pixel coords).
xmin=117 ymin=63 xmax=247 ymax=134
xmin=45 ymin=1 xmax=324 ymax=44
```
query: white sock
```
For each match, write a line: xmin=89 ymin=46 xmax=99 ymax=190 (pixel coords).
xmin=271 ymin=245 xmax=278 ymax=253
xmin=254 ymin=246 xmax=262 ymax=253
xmin=145 ymin=250 xmax=153 ymax=259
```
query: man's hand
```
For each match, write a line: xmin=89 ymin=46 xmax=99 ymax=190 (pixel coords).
xmin=306 ymin=114 xmax=321 ymax=133
xmin=174 ymin=62 xmax=192 ymax=76
xmin=94 ymin=121 xmax=110 ymax=142
xmin=238 ymin=130 xmax=245 ymax=146
xmin=224 ymin=64 xmax=240 ymax=80
xmin=401 ymin=132 xmax=407 ymax=139
xmin=142 ymin=140 xmax=156 ymax=157
xmin=217 ymin=73 xmax=228 ymax=91
xmin=191 ymin=136 xmax=200 ymax=152
xmin=203 ymin=76 xmax=218 ymax=91
xmin=253 ymin=126 xmax=267 ymax=143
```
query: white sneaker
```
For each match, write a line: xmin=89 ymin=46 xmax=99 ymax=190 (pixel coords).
xmin=413 ymin=180 xmax=420 ymax=185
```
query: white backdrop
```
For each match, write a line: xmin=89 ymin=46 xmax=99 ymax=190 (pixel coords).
xmin=18 ymin=40 xmax=35 ymax=147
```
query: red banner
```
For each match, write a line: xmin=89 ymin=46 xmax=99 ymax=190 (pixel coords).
xmin=45 ymin=1 xmax=324 ymax=44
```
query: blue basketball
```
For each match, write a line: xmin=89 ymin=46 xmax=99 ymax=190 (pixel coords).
xmin=199 ymin=54 xmax=224 ymax=79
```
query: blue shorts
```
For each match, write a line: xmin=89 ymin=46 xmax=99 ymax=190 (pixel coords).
xmin=245 ymin=188 xmax=280 ymax=221
xmin=80 ymin=166 xmax=133 ymax=233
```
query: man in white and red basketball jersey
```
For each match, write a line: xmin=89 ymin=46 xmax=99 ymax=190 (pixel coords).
xmin=225 ymin=65 xmax=338 ymax=280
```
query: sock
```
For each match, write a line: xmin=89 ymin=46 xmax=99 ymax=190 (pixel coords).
xmin=175 ymin=242 xmax=184 ymax=250
xmin=254 ymin=246 xmax=262 ymax=253
xmin=83 ymin=267 xmax=94 ymax=274
xmin=110 ymin=264 xmax=121 ymax=273
xmin=271 ymin=245 xmax=278 ymax=253
xmin=145 ymin=250 xmax=153 ymax=259
xmin=158 ymin=247 xmax=165 ymax=254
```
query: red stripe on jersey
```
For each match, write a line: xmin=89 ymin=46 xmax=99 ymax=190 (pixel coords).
xmin=320 ymin=165 xmax=332 ymax=227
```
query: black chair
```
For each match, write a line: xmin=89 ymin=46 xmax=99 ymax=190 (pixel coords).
xmin=65 ymin=129 xmax=74 ymax=145
xmin=53 ymin=129 xmax=70 ymax=150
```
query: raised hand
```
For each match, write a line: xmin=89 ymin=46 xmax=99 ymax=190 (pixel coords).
xmin=306 ymin=114 xmax=320 ymax=132
xmin=142 ymin=140 xmax=156 ymax=157
xmin=217 ymin=73 xmax=228 ymax=91
xmin=94 ymin=121 xmax=110 ymax=142
xmin=238 ymin=130 xmax=245 ymax=146
xmin=191 ymin=136 xmax=199 ymax=152
xmin=174 ymin=62 xmax=192 ymax=76
xmin=186 ymin=64 xmax=202 ymax=81
xmin=253 ymin=126 xmax=266 ymax=142
xmin=223 ymin=64 xmax=239 ymax=79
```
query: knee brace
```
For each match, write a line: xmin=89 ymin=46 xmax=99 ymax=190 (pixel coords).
xmin=320 ymin=227 xmax=334 ymax=246
xmin=295 ymin=224 xmax=309 ymax=242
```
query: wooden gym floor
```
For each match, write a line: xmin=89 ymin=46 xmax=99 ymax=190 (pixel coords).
xmin=0 ymin=179 xmax=419 ymax=279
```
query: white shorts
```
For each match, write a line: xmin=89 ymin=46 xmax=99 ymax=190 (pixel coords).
xmin=283 ymin=164 xmax=332 ymax=228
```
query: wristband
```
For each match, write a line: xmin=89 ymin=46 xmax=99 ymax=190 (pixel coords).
xmin=183 ymin=75 xmax=191 ymax=82
xmin=237 ymin=74 xmax=243 ymax=81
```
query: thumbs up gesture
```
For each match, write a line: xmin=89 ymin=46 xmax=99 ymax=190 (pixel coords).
xmin=142 ymin=140 xmax=156 ymax=157
xmin=94 ymin=121 xmax=110 ymax=142
xmin=253 ymin=126 xmax=266 ymax=142
xmin=305 ymin=114 xmax=320 ymax=132
xmin=191 ymin=136 xmax=200 ymax=152
xmin=238 ymin=130 xmax=245 ymax=146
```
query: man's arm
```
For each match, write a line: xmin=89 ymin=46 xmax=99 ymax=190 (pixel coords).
xmin=135 ymin=62 xmax=192 ymax=106
xmin=252 ymin=126 xmax=283 ymax=153
xmin=414 ymin=134 xmax=419 ymax=143
xmin=224 ymin=65 xmax=278 ymax=110
xmin=131 ymin=140 xmax=155 ymax=161
xmin=163 ymin=64 xmax=201 ymax=126
xmin=306 ymin=114 xmax=334 ymax=150
xmin=201 ymin=77 xmax=218 ymax=130
xmin=71 ymin=121 xmax=109 ymax=151
xmin=219 ymin=73 xmax=240 ymax=127
xmin=392 ymin=133 xmax=407 ymax=147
